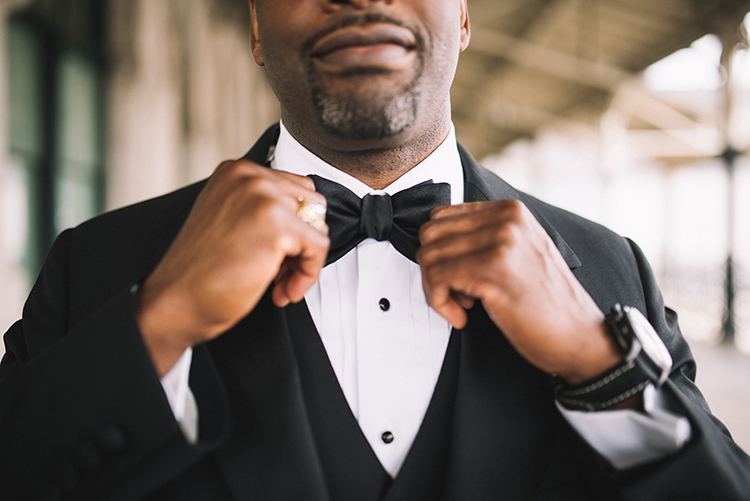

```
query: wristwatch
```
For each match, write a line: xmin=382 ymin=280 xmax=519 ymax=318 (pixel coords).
xmin=553 ymin=304 xmax=673 ymax=411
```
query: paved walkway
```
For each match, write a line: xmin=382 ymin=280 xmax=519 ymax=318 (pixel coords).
xmin=690 ymin=340 xmax=750 ymax=453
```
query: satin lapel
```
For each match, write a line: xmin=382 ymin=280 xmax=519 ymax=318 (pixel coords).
xmin=205 ymin=291 xmax=329 ymax=501
xmin=459 ymin=144 xmax=581 ymax=270
xmin=207 ymin=124 xmax=328 ymax=500
xmin=441 ymin=306 xmax=565 ymax=500
xmin=439 ymin=145 xmax=578 ymax=499
xmin=243 ymin=123 xmax=282 ymax=166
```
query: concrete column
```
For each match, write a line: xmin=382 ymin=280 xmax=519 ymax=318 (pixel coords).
xmin=105 ymin=0 xmax=185 ymax=210
xmin=105 ymin=0 xmax=278 ymax=211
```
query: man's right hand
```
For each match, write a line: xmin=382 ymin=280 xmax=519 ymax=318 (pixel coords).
xmin=135 ymin=160 xmax=329 ymax=376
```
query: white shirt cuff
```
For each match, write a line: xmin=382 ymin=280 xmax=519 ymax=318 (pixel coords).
xmin=159 ymin=347 xmax=199 ymax=444
xmin=557 ymin=384 xmax=692 ymax=470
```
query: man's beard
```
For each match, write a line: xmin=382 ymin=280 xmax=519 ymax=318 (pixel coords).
xmin=299 ymin=14 xmax=426 ymax=140
xmin=309 ymin=69 xmax=422 ymax=140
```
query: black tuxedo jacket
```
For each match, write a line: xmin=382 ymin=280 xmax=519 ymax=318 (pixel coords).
xmin=1 ymin=125 xmax=749 ymax=500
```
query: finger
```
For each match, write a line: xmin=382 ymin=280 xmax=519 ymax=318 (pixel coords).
xmin=274 ymin=170 xmax=318 ymax=191
xmin=451 ymin=291 xmax=476 ymax=310
xmin=418 ymin=224 xmax=513 ymax=270
xmin=277 ymin=178 xmax=329 ymax=235
xmin=236 ymin=174 xmax=328 ymax=238
xmin=421 ymin=248 xmax=490 ymax=303
xmin=272 ymin=219 xmax=330 ymax=306
xmin=215 ymin=160 xmax=328 ymax=213
xmin=437 ymin=300 xmax=469 ymax=330
xmin=272 ymin=256 xmax=325 ymax=307
xmin=274 ymin=259 xmax=291 ymax=284
xmin=275 ymin=260 xmax=322 ymax=305
xmin=272 ymin=286 xmax=291 ymax=308
xmin=225 ymin=159 xmax=316 ymax=192
xmin=430 ymin=201 xmax=484 ymax=220
xmin=421 ymin=251 xmax=479 ymax=329
xmin=421 ymin=199 xmax=525 ymax=245
xmin=423 ymin=277 xmax=469 ymax=329
xmin=272 ymin=176 xmax=328 ymax=213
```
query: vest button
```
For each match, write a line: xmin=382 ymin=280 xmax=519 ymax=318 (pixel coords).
xmin=379 ymin=298 xmax=390 ymax=311
xmin=382 ymin=431 xmax=394 ymax=444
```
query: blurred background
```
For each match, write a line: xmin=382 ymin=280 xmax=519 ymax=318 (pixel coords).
xmin=0 ymin=0 xmax=748 ymax=452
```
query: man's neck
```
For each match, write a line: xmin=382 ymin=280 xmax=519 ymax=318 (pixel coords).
xmin=281 ymin=114 xmax=452 ymax=190
xmin=273 ymin=121 xmax=465 ymax=205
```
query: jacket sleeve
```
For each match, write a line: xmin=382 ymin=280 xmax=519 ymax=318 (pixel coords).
xmin=0 ymin=229 xmax=229 ymax=500
xmin=608 ymin=239 xmax=750 ymax=500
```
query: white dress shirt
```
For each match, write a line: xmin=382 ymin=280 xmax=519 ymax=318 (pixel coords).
xmin=272 ymin=123 xmax=463 ymax=476
xmin=160 ymin=122 xmax=690 ymax=476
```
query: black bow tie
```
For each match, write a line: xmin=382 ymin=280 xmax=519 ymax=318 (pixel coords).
xmin=310 ymin=175 xmax=451 ymax=265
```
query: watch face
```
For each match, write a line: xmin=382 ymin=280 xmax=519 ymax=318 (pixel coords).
xmin=624 ymin=306 xmax=673 ymax=371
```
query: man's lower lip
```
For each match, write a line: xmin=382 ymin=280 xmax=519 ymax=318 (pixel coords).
xmin=314 ymin=43 xmax=414 ymax=68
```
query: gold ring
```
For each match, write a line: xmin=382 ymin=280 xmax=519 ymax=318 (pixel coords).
xmin=297 ymin=197 xmax=326 ymax=231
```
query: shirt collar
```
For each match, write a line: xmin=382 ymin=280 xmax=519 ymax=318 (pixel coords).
xmin=271 ymin=122 xmax=464 ymax=205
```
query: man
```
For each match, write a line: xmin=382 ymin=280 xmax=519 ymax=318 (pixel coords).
xmin=1 ymin=0 xmax=749 ymax=499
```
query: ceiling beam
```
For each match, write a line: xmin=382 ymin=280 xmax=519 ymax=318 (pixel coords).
xmin=612 ymin=82 xmax=715 ymax=133
xmin=627 ymin=129 xmax=722 ymax=158
xmin=468 ymin=25 xmax=632 ymax=92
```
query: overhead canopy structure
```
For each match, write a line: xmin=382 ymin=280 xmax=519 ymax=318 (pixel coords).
xmin=454 ymin=0 xmax=750 ymax=159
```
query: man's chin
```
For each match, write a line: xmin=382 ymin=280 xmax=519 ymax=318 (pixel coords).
xmin=317 ymin=95 xmax=417 ymax=140
xmin=312 ymin=77 xmax=420 ymax=140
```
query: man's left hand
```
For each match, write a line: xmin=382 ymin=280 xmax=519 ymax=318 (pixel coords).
xmin=418 ymin=199 xmax=623 ymax=386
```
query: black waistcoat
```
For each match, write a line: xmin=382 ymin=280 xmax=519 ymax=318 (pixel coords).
xmin=285 ymin=301 xmax=461 ymax=501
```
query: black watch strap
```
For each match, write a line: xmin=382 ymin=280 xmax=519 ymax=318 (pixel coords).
xmin=552 ymin=303 xmax=671 ymax=411
xmin=552 ymin=355 xmax=652 ymax=411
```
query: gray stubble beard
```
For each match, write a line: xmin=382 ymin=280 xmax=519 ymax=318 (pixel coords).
xmin=311 ymin=71 xmax=422 ymax=140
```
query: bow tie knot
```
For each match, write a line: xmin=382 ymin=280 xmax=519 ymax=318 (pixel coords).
xmin=310 ymin=175 xmax=451 ymax=265
xmin=360 ymin=193 xmax=393 ymax=241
